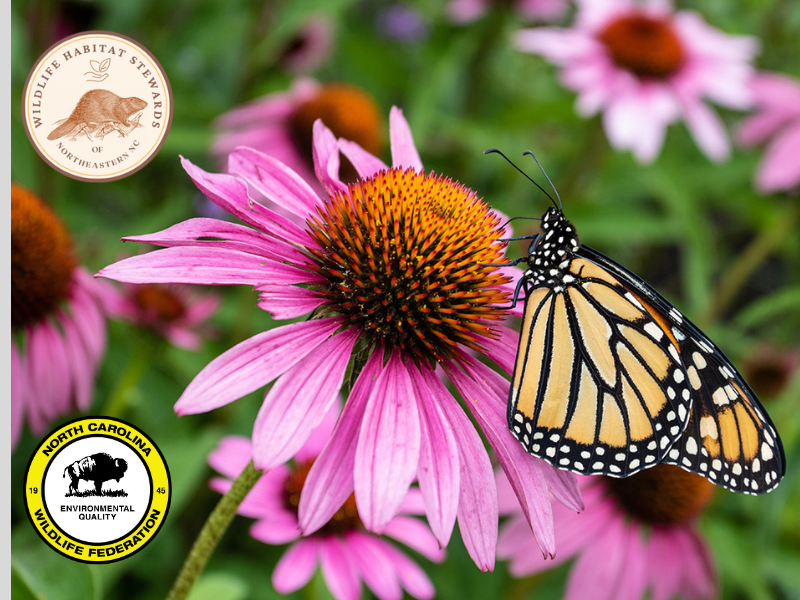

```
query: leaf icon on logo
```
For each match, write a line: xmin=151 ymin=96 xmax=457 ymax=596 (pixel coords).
xmin=100 ymin=58 xmax=111 ymax=72
xmin=90 ymin=60 xmax=101 ymax=72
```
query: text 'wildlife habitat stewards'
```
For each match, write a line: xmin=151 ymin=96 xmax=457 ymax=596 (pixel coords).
xmin=22 ymin=31 xmax=172 ymax=182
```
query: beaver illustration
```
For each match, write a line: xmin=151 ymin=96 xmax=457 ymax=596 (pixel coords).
xmin=47 ymin=89 xmax=147 ymax=141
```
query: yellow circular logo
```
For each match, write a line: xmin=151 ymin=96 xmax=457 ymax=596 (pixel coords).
xmin=24 ymin=417 xmax=171 ymax=563
xmin=21 ymin=31 xmax=173 ymax=182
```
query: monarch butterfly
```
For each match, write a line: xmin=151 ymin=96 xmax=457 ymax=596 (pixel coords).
xmin=493 ymin=151 xmax=785 ymax=495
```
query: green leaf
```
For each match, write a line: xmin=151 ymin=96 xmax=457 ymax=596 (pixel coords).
xmin=11 ymin=544 xmax=100 ymax=600
xmin=186 ymin=572 xmax=249 ymax=600
xmin=734 ymin=285 xmax=800 ymax=329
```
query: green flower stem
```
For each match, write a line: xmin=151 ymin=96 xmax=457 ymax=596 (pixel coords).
xmin=703 ymin=201 xmax=800 ymax=326
xmin=166 ymin=461 xmax=263 ymax=600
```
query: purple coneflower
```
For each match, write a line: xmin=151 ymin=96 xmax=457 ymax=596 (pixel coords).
xmin=211 ymin=79 xmax=383 ymax=191
xmin=515 ymin=0 xmax=757 ymax=163
xmin=106 ymin=282 xmax=220 ymax=350
xmin=276 ymin=17 xmax=335 ymax=75
xmin=737 ymin=72 xmax=800 ymax=195
xmin=208 ymin=404 xmax=443 ymax=600
xmin=448 ymin=0 xmax=568 ymax=24
xmin=100 ymin=107 xmax=582 ymax=569
xmin=498 ymin=464 xmax=717 ymax=600
xmin=11 ymin=184 xmax=109 ymax=449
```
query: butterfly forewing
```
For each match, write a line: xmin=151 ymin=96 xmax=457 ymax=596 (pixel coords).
xmin=509 ymin=252 xmax=693 ymax=478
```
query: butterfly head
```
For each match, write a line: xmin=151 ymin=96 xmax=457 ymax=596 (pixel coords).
xmin=524 ymin=207 xmax=580 ymax=285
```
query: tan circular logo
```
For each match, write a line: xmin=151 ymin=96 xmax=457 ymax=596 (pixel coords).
xmin=22 ymin=31 xmax=173 ymax=182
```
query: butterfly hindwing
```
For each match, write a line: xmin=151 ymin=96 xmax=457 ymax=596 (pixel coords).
xmin=577 ymin=245 xmax=786 ymax=493
xmin=509 ymin=255 xmax=693 ymax=478
xmin=659 ymin=335 xmax=785 ymax=494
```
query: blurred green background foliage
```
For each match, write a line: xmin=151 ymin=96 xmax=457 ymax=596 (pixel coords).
xmin=10 ymin=0 xmax=800 ymax=598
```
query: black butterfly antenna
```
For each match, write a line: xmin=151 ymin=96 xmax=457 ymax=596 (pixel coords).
xmin=523 ymin=150 xmax=562 ymax=211
xmin=484 ymin=149 xmax=560 ymax=211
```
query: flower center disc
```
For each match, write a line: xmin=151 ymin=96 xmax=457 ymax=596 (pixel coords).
xmin=133 ymin=284 xmax=187 ymax=322
xmin=284 ymin=461 xmax=361 ymax=535
xmin=289 ymin=84 xmax=383 ymax=182
xmin=604 ymin=464 xmax=715 ymax=526
xmin=306 ymin=167 xmax=511 ymax=362
xmin=11 ymin=184 xmax=77 ymax=329
xmin=599 ymin=14 xmax=686 ymax=78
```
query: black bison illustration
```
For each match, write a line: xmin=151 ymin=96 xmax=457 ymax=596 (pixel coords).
xmin=64 ymin=453 xmax=128 ymax=495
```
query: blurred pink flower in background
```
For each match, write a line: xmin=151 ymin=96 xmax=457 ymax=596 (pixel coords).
xmin=208 ymin=404 xmax=443 ymax=600
xmin=277 ymin=17 xmax=335 ymax=74
xmin=448 ymin=0 xmax=568 ymax=23
xmin=11 ymin=184 xmax=110 ymax=449
xmin=100 ymin=107 xmax=582 ymax=570
xmin=106 ymin=282 xmax=220 ymax=350
xmin=515 ymin=0 xmax=758 ymax=163
xmin=498 ymin=464 xmax=717 ymax=600
xmin=737 ymin=72 xmax=800 ymax=195
xmin=211 ymin=79 xmax=383 ymax=195
xmin=743 ymin=342 xmax=800 ymax=400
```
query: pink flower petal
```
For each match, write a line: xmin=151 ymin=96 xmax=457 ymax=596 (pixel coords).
xmin=347 ymin=532 xmax=402 ymax=600
xmin=756 ymin=122 xmax=800 ymax=194
xmin=174 ymin=317 xmax=344 ymax=415
xmin=617 ymin=524 xmax=648 ymax=600
xmin=737 ymin=111 xmax=792 ymax=147
xmin=238 ymin=468 xmax=293 ymax=519
xmin=228 ymin=147 xmax=323 ymax=218
xmin=273 ymin=539 xmax=319 ymax=594
xmin=11 ymin=341 xmax=23 ymax=449
xmin=295 ymin=398 xmax=342 ymax=463
xmin=478 ymin=324 xmax=519 ymax=376
xmin=319 ymin=536 xmax=362 ymax=600
xmin=298 ymin=350 xmax=383 ymax=534
xmin=383 ymin=516 xmax=445 ymax=563
xmin=253 ymin=328 xmax=358 ymax=471
xmin=408 ymin=363 xmax=459 ymax=547
xmin=122 ymin=218 xmax=306 ymax=264
xmin=181 ymin=157 xmax=312 ymax=246
xmin=312 ymin=120 xmax=348 ymax=196
xmin=256 ymin=284 xmax=325 ymax=320
xmin=207 ymin=435 xmax=252 ymax=478
xmin=250 ymin=517 xmax=302 ymax=544
xmin=213 ymin=90 xmax=300 ymax=130
xmin=539 ymin=461 xmax=584 ymax=512
xmin=674 ymin=527 xmax=717 ymax=599
xmin=69 ymin=275 xmax=107 ymax=364
xmin=389 ymin=107 xmax=423 ymax=173
xmin=679 ymin=96 xmax=730 ymax=162
xmin=338 ymin=138 xmax=389 ymax=179
xmin=647 ymin=528 xmax=683 ymax=600
xmin=447 ymin=0 xmax=488 ymax=23
xmin=748 ymin=72 xmax=800 ymax=110
xmin=355 ymin=351 xmax=422 ymax=533
xmin=59 ymin=314 xmax=94 ymax=412
xmin=445 ymin=355 xmax=557 ymax=558
xmin=564 ymin=519 xmax=628 ymax=600
xmin=162 ymin=325 xmax=200 ymax=351
xmin=31 ymin=321 xmax=71 ymax=420
xmin=379 ymin=543 xmax=436 ymax=600
xmin=98 ymin=246 xmax=317 ymax=287
xmin=420 ymin=367 xmax=497 ymax=571
xmin=183 ymin=294 xmax=222 ymax=326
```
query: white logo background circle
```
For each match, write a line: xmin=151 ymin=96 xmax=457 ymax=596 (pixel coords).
xmin=43 ymin=436 xmax=151 ymax=543
xmin=23 ymin=32 xmax=171 ymax=181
